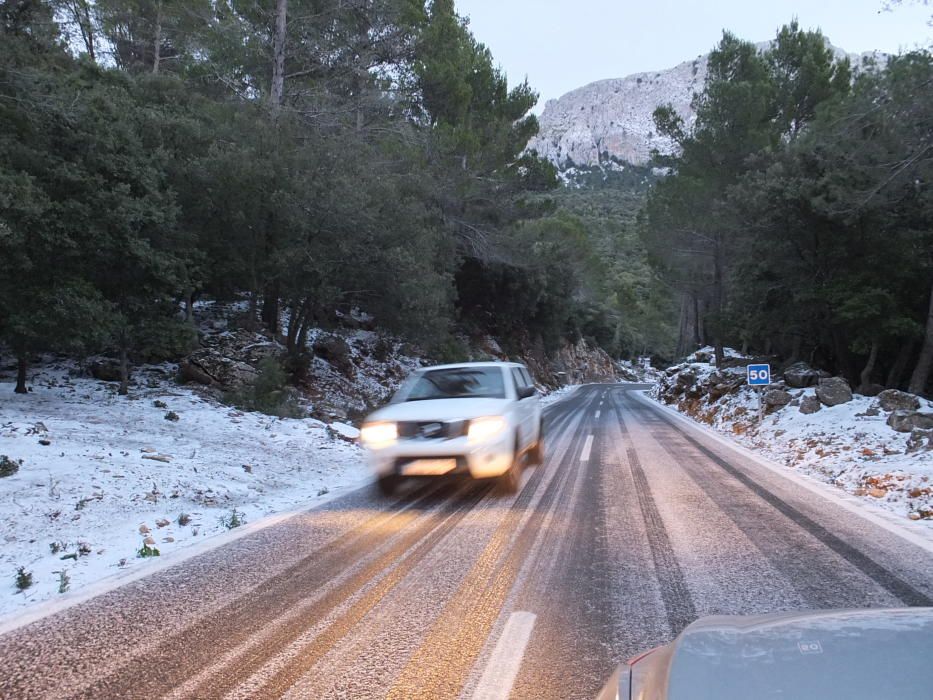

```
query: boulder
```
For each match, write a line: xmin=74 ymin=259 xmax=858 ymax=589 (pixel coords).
xmin=178 ymin=348 xmax=258 ymax=392
xmin=799 ymin=395 xmax=822 ymax=415
xmin=177 ymin=360 xmax=215 ymax=386
xmin=313 ymin=335 xmax=354 ymax=375
xmin=877 ymin=389 xmax=921 ymax=413
xmin=783 ymin=362 xmax=827 ymax=388
xmin=763 ymin=389 xmax=792 ymax=409
xmin=708 ymin=378 xmax=744 ymax=402
xmin=856 ymin=383 xmax=885 ymax=397
xmin=675 ymin=371 xmax=697 ymax=388
xmin=887 ymin=410 xmax=933 ymax=433
xmin=906 ymin=429 xmax=933 ymax=454
xmin=89 ymin=359 xmax=126 ymax=383
xmin=816 ymin=377 xmax=853 ymax=407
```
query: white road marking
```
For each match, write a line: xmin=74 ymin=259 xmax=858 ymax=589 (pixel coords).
xmin=595 ymin=410 xmax=601 ymax=419
xmin=472 ymin=611 xmax=537 ymax=700
xmin=580 ymin=435 xmax=594 ymax=462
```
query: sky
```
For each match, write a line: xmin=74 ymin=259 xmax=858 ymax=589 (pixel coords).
xmin=455 ymin=0 xmax=932 ymax=110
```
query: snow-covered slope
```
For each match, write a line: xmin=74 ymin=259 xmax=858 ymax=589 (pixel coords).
xmin=653 ymin=348 xmax=933 ymax=524
xmin=0 ymin=361 xmax=369 ymax=617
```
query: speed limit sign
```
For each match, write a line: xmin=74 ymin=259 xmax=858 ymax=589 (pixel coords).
xmin=747 ymin=364 xmax=771 ymax=386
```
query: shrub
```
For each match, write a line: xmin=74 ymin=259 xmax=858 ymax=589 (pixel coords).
xmin=0 ymin=455 xmax=22 ymax=478
xmin=153 ymin=400 xmax=167 ymax=409
xmin=164 ymin=411 xmax=180 ymax=422
xmin=220 ymin=508 xmax=246 ymax=530
xmin=137 ymin=542 xmax=160 ymax=558
xmin=225 ymin=357 xmax=305 ymax=418
xmin=57 ymin=569 xmax=70 ymax=594
xmin=15 ymin=567 xmax=33 ymax=591
xmin=177 ymin=513 xmax=191 ymax=526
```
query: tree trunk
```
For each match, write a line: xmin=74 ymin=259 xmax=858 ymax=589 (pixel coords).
xmin=15 ymin=352 xmax=27 ymax=394
xmin=886 ymin=340 xmax=914 ymax=389
xmin=712 ymin=242 xmax=724 ymax=367
xmin=787 ymin=334 xmax=802 ymax=366
xmin=831 ymin=328 xmax=855 ymax=384
xmin=262 ymin=282 xmax=280 ymax=334
xmin=75 ymin=0 xmax=96 ymax=62
xmin=859 ymin=338 xmax=879 ymax=390
xmin=296 ymin=315 xmax=310 ymax=352
xmin=270 ymin=0 xmax=288 ymax=113
xmin=694 ymin=296 xmax=704 ymax=347
xmin=152 ymin=0 xmax=163 ymax=74
xmin=118 ymin=344 xmax=129 ymax=396
xmin=676 ymin=293 xmax=688 ymax=357
xmin=908 ymin=284 xmax=933 ymax=395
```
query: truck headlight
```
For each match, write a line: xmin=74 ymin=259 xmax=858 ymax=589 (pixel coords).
xmin=360 ymin=421 xmax=398 ymax=448
xmin=468 ymin=416 xmax=508 ymax=443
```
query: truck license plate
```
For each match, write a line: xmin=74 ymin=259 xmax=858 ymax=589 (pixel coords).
xmin=402 ymin=459 xmax=457 ymax=475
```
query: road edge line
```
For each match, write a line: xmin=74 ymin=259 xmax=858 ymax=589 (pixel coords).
xmin=630 ymin=390 xmax=933 ymax=556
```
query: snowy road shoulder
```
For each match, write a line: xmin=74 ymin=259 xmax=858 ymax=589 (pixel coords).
xmin=634 ymin=389 xmax=933 ymax=550
xmin=0 ymin=363 xmax=369 ymax=620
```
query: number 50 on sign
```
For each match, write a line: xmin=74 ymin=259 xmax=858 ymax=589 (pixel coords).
xmin=747 ymin=364 xmax=771 ymax=386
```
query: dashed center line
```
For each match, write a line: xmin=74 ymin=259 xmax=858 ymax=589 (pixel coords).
xmin=580 ymin=435 xmax=594 ymax=462
xmin=471 ymin=611 xmax=537 ymax=700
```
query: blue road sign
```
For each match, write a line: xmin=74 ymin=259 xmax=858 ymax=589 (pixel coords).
xmin=747 ymin=364 xmax=771 ymax=386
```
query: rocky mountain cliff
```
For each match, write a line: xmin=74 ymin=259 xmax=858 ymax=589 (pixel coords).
xmin=528 ymin=54 xmax=707 ymax=169
xmin=528 ymin=45 xmax=886 ymax=171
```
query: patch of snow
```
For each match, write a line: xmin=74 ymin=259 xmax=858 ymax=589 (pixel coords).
xmin=541 ymin=384 xmax=579 ymax=406
xmin=0 ymin=360 xmax=369 ymax=617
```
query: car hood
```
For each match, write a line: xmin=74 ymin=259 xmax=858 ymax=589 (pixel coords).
xmin=631 ymin=607 xmax=933 ymax=700
xmin=366 ymin=398 xmax=511 ymax=423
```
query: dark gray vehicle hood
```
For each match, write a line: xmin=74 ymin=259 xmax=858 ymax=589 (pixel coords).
xmin=634 ymin=608 xmax=933 ymax=699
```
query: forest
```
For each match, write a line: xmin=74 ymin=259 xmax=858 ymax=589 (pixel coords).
xmin=643 ymin=21 xmax=933 ymax=395
xmin=1 ymin=1 xmax=931 ymax=397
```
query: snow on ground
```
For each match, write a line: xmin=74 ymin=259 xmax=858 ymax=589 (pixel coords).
xmin=0 ymin=360 xmax=369 ymax=617
xmin=653 ymin=348 xmax=933 ymax=524
xmin=541 ymin=383 xmax=579 ymax=406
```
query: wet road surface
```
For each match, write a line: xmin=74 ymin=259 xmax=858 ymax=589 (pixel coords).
xmin=2 ymin=384 xmax=932 ymax=699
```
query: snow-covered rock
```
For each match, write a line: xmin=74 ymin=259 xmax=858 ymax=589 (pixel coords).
xmin=654 ymin=349 xmax=933 ymax=523
xmin=816 ymin=376 xmax=853 ymax=407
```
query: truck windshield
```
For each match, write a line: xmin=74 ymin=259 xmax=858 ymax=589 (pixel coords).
xmin=404 ymin=367 xmax=506 ymax=400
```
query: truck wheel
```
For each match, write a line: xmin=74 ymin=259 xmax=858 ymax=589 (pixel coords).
xmin=377 ymin=474 xmax=399 ymax=496
xmin=529 ymin=422 xmax=544 ymax=465
xmin=499 ymin=440 xmax=522 ymax=494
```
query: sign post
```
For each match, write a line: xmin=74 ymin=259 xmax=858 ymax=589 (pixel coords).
xmin=747 ymin=364 xmax=771 ymax=422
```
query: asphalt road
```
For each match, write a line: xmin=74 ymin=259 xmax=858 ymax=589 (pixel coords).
xmin=2 ymin=384 xmax=933 ymax=700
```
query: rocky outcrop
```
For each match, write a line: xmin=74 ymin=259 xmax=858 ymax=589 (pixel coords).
xmin=529 ymin=44 xmax=886 ymax=171
xmin=178 ymin=349 xmax=258 ymax=392
xmin=553 ymin=338 xmax=618 ymax=384
xmin=312 ymin=335 xmax=354 ymax=376
xmin=527 ymin=55 xmax=706 ymax=168
xmin=816 ymin=377 xmax=853 ymax=407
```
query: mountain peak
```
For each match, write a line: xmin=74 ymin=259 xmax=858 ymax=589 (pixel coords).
xmin=528 ymin=43 xmax=888 ymax=171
